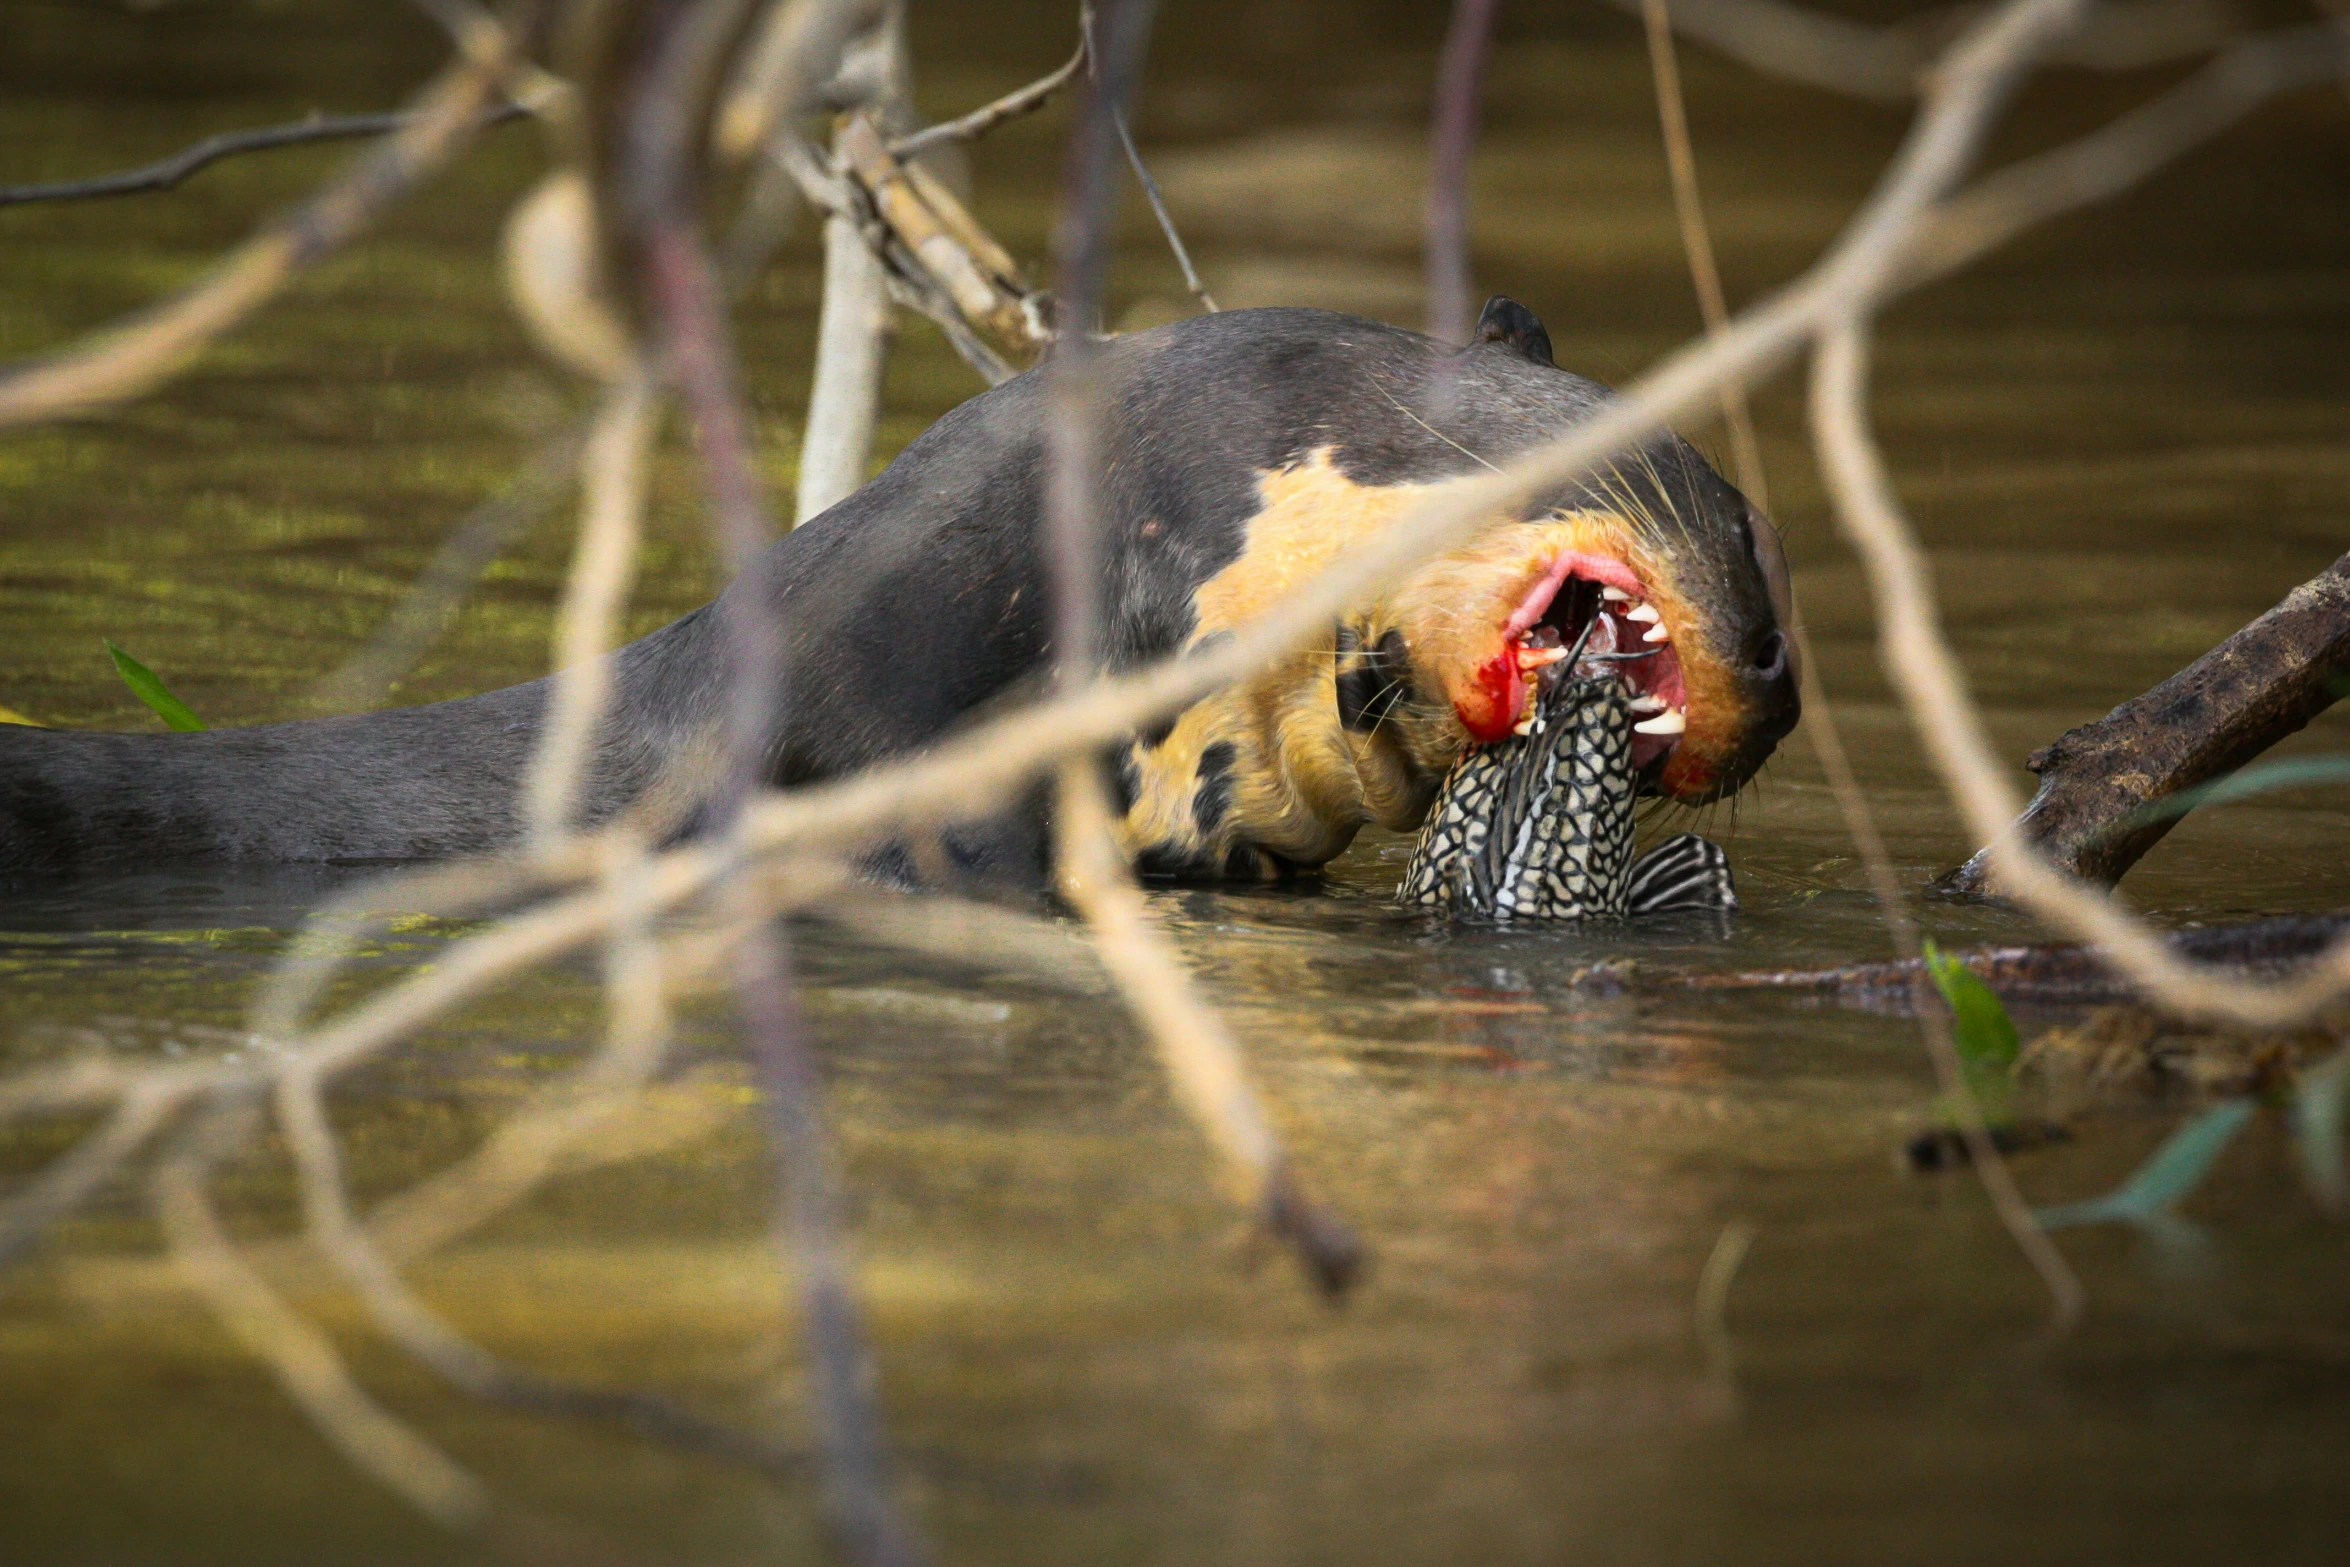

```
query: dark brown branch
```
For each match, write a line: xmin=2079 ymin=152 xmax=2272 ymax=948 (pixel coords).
xmin=1692 ymin=914 xmax=2350 ymax=1008
xmin=0 ymin=106 xmax=528 ymax=209
xmin=1941 ymin=551 xmax=2350 ymax=893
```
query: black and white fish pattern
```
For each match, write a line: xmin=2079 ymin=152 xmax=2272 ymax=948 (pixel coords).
xmin=1398 ymin=674 xmax=1737 ymax=920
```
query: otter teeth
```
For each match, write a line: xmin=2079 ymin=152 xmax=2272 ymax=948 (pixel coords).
xmin=1600 ymin=585 xmax=1632 ymax=602
xmin=1628 ymin=694 xmax=1668 ymax=715
xmin=1633 ymin=708 xmax=1687 ymax=736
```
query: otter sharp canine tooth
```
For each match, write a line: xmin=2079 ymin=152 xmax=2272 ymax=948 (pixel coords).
xmin=1624 ymin=604 xmax=1660 ymax=623
xmin=1633 ymin=709 xmax=1686 ymax=736
xmin=1643 ymin=622 xmax=1670 ymax=644
xmin=1601 ymin=585 xmax=1631 ymax=602
xmin=1629 ymin=694 xmax=1667 ymax=714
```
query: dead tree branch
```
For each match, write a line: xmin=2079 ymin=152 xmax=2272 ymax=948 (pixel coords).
xmin=1621 ymin=0 xmax=2246 ymax=102
xmin=1642 ymin=0 xmax=2079 ymax=1328
xmin=10 ymin=0 xmax=2350 ymax=1535
xmin=1943 ymin=552 xmax=2350 ymax=893
xmin=0 ymin=30 xmax=533 ymax=428
xmin=889 ymin=35 xmax=1088 ymax=159
xmin=1426 ymin=0 xmax=1500 ymax=344
xmin=0 ymin=106 xmax=526 ymax=207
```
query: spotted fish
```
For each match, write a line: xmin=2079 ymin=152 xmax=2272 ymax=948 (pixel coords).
xmin=1398 ymin=673 xmax=1737 ymax=920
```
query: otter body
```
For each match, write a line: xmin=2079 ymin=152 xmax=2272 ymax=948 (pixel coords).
xmin=0 ymin=305 xmax=1798 ymax=888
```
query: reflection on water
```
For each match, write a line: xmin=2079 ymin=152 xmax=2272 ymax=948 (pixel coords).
xmin=3 ymin=2 xmax=2348 ymax=1563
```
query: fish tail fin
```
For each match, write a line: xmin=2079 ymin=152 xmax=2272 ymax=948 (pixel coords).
xmin=1625 ymin=833 xmax=1738 ymax=916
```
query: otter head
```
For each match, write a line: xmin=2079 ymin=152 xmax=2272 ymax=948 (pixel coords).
xmin=1121 ymin=299 xmax=1800 ymax=879
xmin=1365 ymin=298 xmax=1800 ymax=809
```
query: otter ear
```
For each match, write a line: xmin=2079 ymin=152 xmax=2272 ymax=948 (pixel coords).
xmin=1474 ymin=296 xmax=1554 ymax=366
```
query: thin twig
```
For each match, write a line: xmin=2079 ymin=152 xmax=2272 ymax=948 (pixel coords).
xmin=154 ymin=1119 xmax=492 ymax=1530
xmin=889 ymin=35 xmax=1090 ymax=159
xmin=1055 ymin=771 xmax=1362 ymax=1291
xmin=0 ymin=108 xmax=521 ymax=207
xmin=523 ymin=374 xmax=660 ymax=845
xmin=302 ymin=420 xmax=587 ymax=716
xmin=629 ymin=1 xmax=924 ymax=1557
xmin=0 ymin=34 xmax=530 ymax=428
xmin=1640 ymin=0 xmax=1767 ymax=510
xmin=1616 ymin=0 xmax=2245 ymax=103
xmin=1692 ymin=1217 xmax=1754 ymax=1378
xmin=1045 ymin=0 xmax=1344 ymax=1284
xmin=1079 ymin=5 xmax=1216 ymax=314
xmin=1640 ymin=0 xmax=2077 ymax=1325
xmin=0 ymin=1078 xmax=189 ymax=1270
xmin=1114 ymin=112 xmax=1217 ymax=312
xmin=1901 ymin=22 xmax=2350 ymax=291
xmin=1426 ymin=0 xmax=1501 ymax=344
xmin=1808 ymin=325 xmax=2089 ymax=1326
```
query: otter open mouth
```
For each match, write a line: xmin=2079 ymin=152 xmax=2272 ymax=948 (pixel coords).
xmin=1487 ymin=551 xmax=1687 ymax=775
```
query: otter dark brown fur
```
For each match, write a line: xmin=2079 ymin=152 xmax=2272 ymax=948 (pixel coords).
xmin=0 ymin=303 xmax=1798 ymax=890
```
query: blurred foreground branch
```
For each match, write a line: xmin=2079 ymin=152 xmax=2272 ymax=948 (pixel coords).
xmin=8 ymin=0 xmax=2350 ymax=1546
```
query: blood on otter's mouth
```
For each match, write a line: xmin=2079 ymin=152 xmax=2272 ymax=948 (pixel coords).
xmin=1464 ymin=550 xmax=1689 ymax=771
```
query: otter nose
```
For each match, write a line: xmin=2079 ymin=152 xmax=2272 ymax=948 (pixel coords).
xmin=1747 ymin=629 xmax=1801 ymax=741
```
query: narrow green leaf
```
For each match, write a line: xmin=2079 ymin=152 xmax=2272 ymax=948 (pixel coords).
xmin=1922 ymin=939 xmax=2019 ymax=1126
xmin=104 ymin=639 xmax=207 ymax=732
xmin=2036 ymin=1100 xmax=2255 ymax=1230
xmin=2102 ymin=754 xmax=2350 ymax=841
xmin=2292 ymin=1048 xmax=2349 ymax=1211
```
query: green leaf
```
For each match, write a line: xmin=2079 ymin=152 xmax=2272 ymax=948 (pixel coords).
xmin=2036 ymin=1100 xmax=2255 ymax=1231
xmin=1922 ymin=939 xmax=2019 ymax=1126
xmin=104 ymin=639 xmax=207 ymax=732
xmin=2292 ymin=1047 xmax=2349 ymax=1211
xmin=2102 ymin=755 xmax=2350 ymax=842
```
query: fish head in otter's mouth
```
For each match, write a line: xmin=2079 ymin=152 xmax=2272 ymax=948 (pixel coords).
xmin=1384 ymin=465 xmax=1800 ymax=805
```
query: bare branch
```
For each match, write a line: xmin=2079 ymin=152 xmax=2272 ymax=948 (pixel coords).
xmin=1619 ymin=0 xmax=2247 ymax=103
xmin=889 ymin=35 xmax=1089 ymax=159
xmin=629 ymin=2 xmax=926 ymax=1556
xmin=1426 ymin=0 xmax=1500 ymax=344
xmin=1943 ymin=552 xmax=2350 ymax=893
xmin=154 ymin=1126 xmax=491 ymax=1531
xmin=1640 ymin=0 xmax=1768 ymax=508
xmin=0 ymin=34 xmax=530 ymax=428
xmin=1644 ymin=0 xmax=2078 ymax=1328
xmin=1055 ymin=769 xmax=1361 ymax=1292
xmin=1903 ymin=22 xmax=2350 ymax=289
xmin=1114 ymin=111 xmax=1217 ymax=313
xmin=1079 ymin=5 xmax=1218 ymax=314
xmin=523 ymin=376 xmax=661 ymax=845
xmin=0 ymin=108 xmax=521 ymax=208
xmin=302 ymin=421 xmax=587 ymax=716
xmin=0 ymin=1079 xmax=189 ymax=1270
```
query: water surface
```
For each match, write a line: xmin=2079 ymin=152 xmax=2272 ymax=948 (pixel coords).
xmin=3 ymin=2 xmax=2348 ymax=1563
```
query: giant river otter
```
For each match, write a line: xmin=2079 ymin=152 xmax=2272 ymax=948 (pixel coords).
xmin=0 ymin=302 xmax=1799 ymax=889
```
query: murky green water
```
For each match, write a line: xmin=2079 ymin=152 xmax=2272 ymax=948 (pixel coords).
xmin=4 ymin=2 xmax=2348 ymax=1562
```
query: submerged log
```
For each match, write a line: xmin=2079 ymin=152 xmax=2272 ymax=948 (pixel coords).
xmin=1694 ymin=913 xmax=2350 ymax=1009
xmin=1941 ymin=550 xmax=2350 ymax=893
